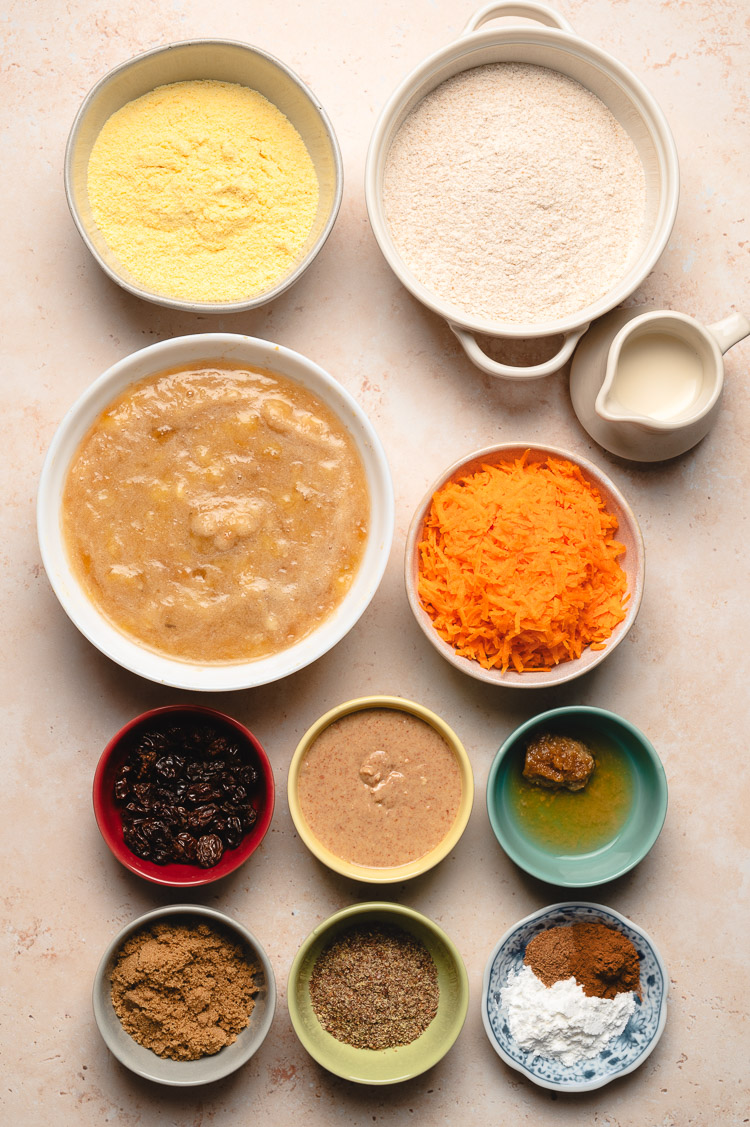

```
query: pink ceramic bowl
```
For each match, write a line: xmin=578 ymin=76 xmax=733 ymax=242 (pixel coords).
xmin=93 ymin=705 xmax=274 ymax=886
xmin=405 ymin=444 xmax=644 ymax=688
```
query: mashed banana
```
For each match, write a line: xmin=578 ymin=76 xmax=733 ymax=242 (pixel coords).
xmin=62 ymin=363 xmax=369 ymax=662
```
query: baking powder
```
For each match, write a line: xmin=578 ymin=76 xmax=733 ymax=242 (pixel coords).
xmin=500 ymin=965 xmax=636 ymax=1065
xmin=383 ymin=63 xmax=646 ymax=324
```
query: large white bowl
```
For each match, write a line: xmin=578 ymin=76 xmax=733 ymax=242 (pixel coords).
xmin=366 ymin=1 xmax=679 ymax=380
xmin=37 ymin=334 xmax=394 ymax=690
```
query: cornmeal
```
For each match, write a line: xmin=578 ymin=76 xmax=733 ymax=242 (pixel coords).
xmin=87 ymin=80 xmax=319 ymax=302
xmin=62 ymin=364 xmax=369 ymax=663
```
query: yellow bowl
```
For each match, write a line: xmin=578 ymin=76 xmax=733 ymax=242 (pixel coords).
xmin=287 ymin=695 xmax=474 ymax=883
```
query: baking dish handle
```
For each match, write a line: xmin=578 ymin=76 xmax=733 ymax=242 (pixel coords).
xmin=449 ymin=323 xmax=589 ymax=380
xmin=462 ymin=2 xmax=575 ymax=35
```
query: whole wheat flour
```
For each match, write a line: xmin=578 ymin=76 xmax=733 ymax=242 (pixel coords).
xmin=383 ymin=63 xmax=646 ymax=324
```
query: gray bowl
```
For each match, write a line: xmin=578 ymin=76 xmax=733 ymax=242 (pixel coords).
xmin=65 ymin=39 xmax=342 ymax=312
xmin=93 ymin=904 xmax=276 ymax=1085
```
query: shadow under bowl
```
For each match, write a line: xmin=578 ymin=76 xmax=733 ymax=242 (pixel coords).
xmin=93 ymin=705 xmax=274 ymax=887
xmin=93 ymin=903 xmax=276 ymax=1085
xmin=487 ymin=706 xmax=667 ymax=887
xmin=288 ymin=902 xmax=469 ymax=1084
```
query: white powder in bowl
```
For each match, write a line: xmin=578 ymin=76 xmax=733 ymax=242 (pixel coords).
xmin=383 ymin=63 xmax=646 ymax=325
xmin=500 ymin=965 xmax=636 ymax=1065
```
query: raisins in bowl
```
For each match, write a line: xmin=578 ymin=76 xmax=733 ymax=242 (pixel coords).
xmin=94 ymin=706 xmax=274 ymax=887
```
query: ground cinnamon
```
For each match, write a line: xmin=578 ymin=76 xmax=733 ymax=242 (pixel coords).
xmin=524 ymin=920 xmax=641 ymax=999
xmin=111 ymin=919 xmax=259 ymax=1060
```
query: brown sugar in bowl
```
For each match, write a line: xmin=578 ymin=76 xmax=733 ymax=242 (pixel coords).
xmin=287 ymin=696 xmax=474 ymax=883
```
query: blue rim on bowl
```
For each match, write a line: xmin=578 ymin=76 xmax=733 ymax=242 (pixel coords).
xmin=487 ymin=707 xmax=667 ymax=887
xmin=482 ymin=901 xmax=668 ymax=1092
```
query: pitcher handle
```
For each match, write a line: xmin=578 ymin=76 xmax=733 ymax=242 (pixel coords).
xmin=707 ymin=312 xmax=750 ymax=354
xmin=462 ymin=2 xmax=575 ymax=35
xmin=449 ymin=323 xmax=589 ymax=380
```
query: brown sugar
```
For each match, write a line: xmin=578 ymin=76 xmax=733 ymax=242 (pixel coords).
xmin=110 ymin=919 xmax=259 ymax=1060
xmin=524 ymin=920 xmax=641 ymax=999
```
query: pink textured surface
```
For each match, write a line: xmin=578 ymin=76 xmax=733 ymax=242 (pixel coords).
xmin=2 ymin=0 xmax=748 ymax=1122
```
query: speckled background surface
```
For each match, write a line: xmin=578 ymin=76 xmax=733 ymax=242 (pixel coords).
xmin=2 ymin=0 xmax=749 ymax=1122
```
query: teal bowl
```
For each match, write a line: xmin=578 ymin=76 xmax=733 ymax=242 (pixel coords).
xmin=487 ymin=707 xmax=667 ymax=887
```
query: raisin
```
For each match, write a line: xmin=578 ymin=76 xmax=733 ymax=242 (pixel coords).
xmin=225 ymin=816 xmax=243 ymax=847
xmin=155 ymin=754 xmax=184 ymax=779
xmin=196 ymin=834 xmax=223 ymax=867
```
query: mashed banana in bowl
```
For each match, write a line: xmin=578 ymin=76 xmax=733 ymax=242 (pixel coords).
xmin=61 ymin=362 xmax=369 ymax=663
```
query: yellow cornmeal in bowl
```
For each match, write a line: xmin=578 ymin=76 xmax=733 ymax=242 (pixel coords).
xmin=87 ymin=80 xmax=319 ymax=302
xmin=61 ymin=363 xmax=369 ymax=663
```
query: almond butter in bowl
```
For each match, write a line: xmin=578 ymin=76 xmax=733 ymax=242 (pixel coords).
xmin=288 ymin=696 xmax=474 ymax=883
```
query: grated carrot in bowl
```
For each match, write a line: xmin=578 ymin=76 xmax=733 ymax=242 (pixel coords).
xmin=417 ymin=453 xmax=628 ymax=673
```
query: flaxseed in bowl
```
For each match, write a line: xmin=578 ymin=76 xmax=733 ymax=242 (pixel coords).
xmin=288 ymin=903 xmax=469 ymax=1084
xmin=366 ymin=2 xmax=679 ymax=379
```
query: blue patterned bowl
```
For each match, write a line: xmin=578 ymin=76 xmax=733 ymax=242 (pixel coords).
xmin=482 ymin=902 xmax=668 ymax=1092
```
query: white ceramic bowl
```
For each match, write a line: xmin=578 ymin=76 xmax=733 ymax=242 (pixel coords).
xmin=37 ymin=334 xmax=394 ymax=691
xmin=482 ymin=902 xmax=668 ymax=1092
xmin=405 ymin=443 xmax=644 ymax=688
xmin=93 ymin=904 xmax=276 ymax=1086
xmin=366 ymin=1 xmax=679 ymax=380
xmin=66 ymin=39 xmax=343 ymax=313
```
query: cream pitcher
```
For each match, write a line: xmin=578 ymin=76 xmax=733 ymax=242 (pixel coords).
xmin=595 ymin=309 xmax=750 ymax=433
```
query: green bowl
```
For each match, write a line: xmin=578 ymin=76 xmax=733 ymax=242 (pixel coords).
xmin=287 ymin=902 xmax=469 ymax=1084
xmin=487 ymin=707 xmax=667 ymax=887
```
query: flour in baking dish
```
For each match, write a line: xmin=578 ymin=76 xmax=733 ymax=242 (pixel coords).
xmin=383 ymin=63 xmax=646 ymax=324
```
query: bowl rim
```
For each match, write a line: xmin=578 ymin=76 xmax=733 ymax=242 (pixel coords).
xmin=481 ymin=900 xmax=669 ymax=1092
xmin=404 ymin=443 xmax=645 ymax=688
xmin=65 ymin=37 xmax=344 ymax=314
xmin=92 ymin=902 xmax=277 ymax=1086
xmin=36 ymin=332 xmax=395 ymax=691
xmin=287 ymin=695 xmax=474 ymax=883
xmin=365 ymin=22 xmax=679 ymax=338
xmin=485 ymin=705 xmax=668 ymax=887
xmin=92 ymin=704 xmax=275 ymax=887
xmin=287 ymin=900 xmax=470 ymax=1084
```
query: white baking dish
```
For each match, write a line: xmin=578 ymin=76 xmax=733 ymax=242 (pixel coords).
xmin=366 ymin=1 xmax=679 ymax=380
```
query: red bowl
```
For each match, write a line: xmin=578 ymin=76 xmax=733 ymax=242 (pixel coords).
xmin=93 ymin=705 xmax=274 ymax=886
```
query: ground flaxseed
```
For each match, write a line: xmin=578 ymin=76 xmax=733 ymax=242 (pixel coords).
xmin=308 ymin=923 xmax=439 ymax=1050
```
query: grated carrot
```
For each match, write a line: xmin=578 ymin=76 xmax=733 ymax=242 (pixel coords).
xmin=417 ymin=453 xmax=628 ymax=673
